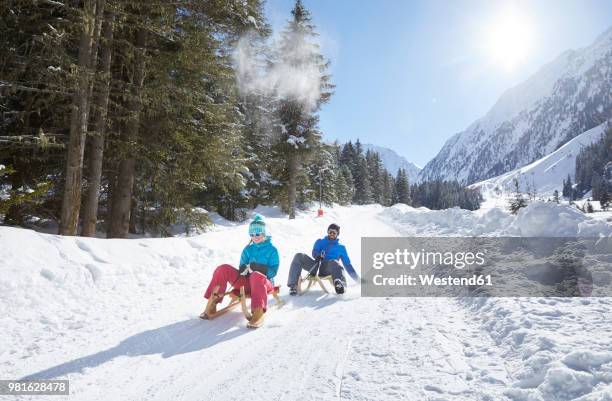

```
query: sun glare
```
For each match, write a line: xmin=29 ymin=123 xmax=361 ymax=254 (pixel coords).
xmin=485 ymin=9 xmax=533 ymax=72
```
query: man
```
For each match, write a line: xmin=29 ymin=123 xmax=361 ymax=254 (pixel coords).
xmin=287 ymin=223 xmax=359 ymax=295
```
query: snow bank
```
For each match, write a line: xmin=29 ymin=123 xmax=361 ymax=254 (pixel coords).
xmin=466 ymin=296 xmax=612 ymax=401
xmin=382 ymin=201 xmax=612 ymax=237
xmin=0 ymin=222 xmax=253 ymax=382
xmin=380 ymin=204 xmax=513 ymax=236
xmin=511 ymin=202 xmax=612 ymax=237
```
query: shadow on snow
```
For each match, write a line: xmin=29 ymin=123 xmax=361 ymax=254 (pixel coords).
xmin=22 ymin=314 xmax=247 ymax=380
xmin=21 ymin=291 xmax=354 ymax=380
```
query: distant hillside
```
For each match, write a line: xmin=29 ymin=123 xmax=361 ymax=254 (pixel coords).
xmin=471 ymin=121 xmax=609 ymax=196
xmin=361 ymin=143 xmax=422 ymax=182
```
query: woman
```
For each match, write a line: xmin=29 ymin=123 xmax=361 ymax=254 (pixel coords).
xmin=201 ymin=214 xmax=279 ymax=325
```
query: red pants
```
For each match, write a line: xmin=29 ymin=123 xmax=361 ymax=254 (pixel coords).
xmin=204 ymin=264 xmax=273 ymax=311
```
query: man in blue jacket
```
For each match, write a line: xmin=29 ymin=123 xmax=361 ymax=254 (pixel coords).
xmin=287 ymin=223 xmax=359 ymax=295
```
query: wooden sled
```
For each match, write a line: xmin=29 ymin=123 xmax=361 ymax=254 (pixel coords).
xmin=296 ymin=274 xmax=334 ymax=295
xmin=200 ymin=284 xmax=285 ymax=328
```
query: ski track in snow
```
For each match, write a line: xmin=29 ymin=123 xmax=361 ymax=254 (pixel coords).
xmin=1 ymin=204 xmax=611 ymax=401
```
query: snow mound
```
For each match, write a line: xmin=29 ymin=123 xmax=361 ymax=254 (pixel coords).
xmin=382 ymin=201 xmax=611 ymax=237
xmin=469 ymin=296 xmax=612 ymax=401
xmin=380 ymin=204 xmax=513 ymax=236
xmin=539 ymin=366 xmax=596 ymax=401
xmin=563 ymin=351 xmax=612 ymax=372
xmin=511 ymin=202 xmax=612 ymax=237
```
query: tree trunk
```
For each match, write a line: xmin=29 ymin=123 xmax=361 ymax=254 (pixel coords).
xmin=59 ymin=0 xmax=98 ymax=235
xmin=105 ymin=168 xmax=116 ymax=233
xmin=288 ymin=153 xmax=299 ymax=219
xmin=108 ymin=28 xmax=147 ymax=238
xmin=81 ymin=10 xmax=113 ymax=237
xmin=5 ymin=158 xmax=24 ymax=225
xmin=129 ymin=197 xmax=138 ymax=234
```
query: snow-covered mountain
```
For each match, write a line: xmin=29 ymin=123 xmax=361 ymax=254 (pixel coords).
xmin=361 ymin=143 xmax=422 ymax=181
xmin=419 ymin=26 xmax=612 ymax=184
xmin=471 ymin=120 xmax=609 ymax=196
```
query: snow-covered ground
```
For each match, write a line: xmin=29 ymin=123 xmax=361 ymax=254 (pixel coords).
xmin=1 ymin=203 xmax=612 ymax=401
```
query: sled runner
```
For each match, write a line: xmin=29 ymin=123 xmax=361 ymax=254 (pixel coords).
xmin=296 ymin=274 xmax=334 ymax=295
xmin=237 ymin=286 xmax=284 ymax=328
xmin=199 ymin=284 xmax=284 ymax=328
xmin=199 ymin=285 xmax=242 ymax=320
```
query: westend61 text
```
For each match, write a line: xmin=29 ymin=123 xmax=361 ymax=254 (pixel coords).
xmin=372 ymin=274 xmax=493 ymax=287
xmin=372 ymin=249 xmax=486 ymax=270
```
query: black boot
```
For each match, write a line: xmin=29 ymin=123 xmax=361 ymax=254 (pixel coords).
xmin=289 ymin=285 xmax=298 ymax=296
xmin=333 ymin=279 xmax=345 ymax=294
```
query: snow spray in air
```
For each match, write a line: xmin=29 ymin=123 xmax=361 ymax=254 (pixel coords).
xmin=234 ymin=30 xmax=324 ymax=112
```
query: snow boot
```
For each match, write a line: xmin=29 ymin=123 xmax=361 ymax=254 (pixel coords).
xmin=289 ymin=285 xmax=298 ymax=296
xmin=247 ymin=307 xmax=265 ymax=328
xmin=334 ymin=278 xmax=345 ymax=295
xmin=199 ymin=301 xmax=217 ymax=319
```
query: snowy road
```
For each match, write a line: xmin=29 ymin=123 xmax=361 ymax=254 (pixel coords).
xmin=2 ymin=204 xmax=611 ymax=401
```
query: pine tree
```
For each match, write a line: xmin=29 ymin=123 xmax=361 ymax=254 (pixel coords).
xmin=59 ymin=0 xmax=106 ymax=236
xmin=381 ymin=172 xmax=394 ymax=206
xmin=394 ymin=169 xmax=410 ymax=205
xmin=305 ymin=145 xmax=338 ymax=206
xmin=355 ymin=139 xmax=363 ymax=158
xmin=366 ymin=150 xmax=384 ymax=204
xmin=0 ymin=1 xmax=85 ymax=229
xmin=562 ymin=174 xmax=573 ymax=200
xmin=222 ymin=19 xmax=273 ymax=219
xmin=81 ymin=9 xmax=115 ymax=237
xmin=600 ymin=189 xmax=610 ymax=211
xmin=336 ymin=165 xmax=355 ymax=205
xmin=353 ymin=155 xmax=372 ymax=204
xmin=508 ymin=178 xmax=527 ymax=214
xmin=591 ymin=172 xmax=604 ymax=201
xmin=273 ymin=0 xmax=334 ymax=219
xmin=340 ymin=141 xmax=356 ymax=172
xmin=108 ymin=1 xmax=267 ymax=236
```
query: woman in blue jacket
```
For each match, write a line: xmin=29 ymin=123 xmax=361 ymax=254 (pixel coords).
xmin=287 ymin=223 xmax=359 ymax=295
xmin=202 ymin=214 xmax=279 ymax=323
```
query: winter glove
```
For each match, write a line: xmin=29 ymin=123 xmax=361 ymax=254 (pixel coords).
xmin=250 ymin=262 xmax=268 ymax=276
xmin=239 ymin=264 xmax=252 ymax=276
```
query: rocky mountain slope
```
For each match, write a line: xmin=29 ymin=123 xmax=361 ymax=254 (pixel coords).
xmin=420 ymin=27 xmax=612 ymax=184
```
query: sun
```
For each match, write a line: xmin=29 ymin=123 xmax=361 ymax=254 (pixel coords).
xmin=485 ymin=9 xmax=533 ymax=72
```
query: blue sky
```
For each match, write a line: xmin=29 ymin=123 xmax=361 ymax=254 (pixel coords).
xmin=264 ymin=0 xmax=612 ymax=167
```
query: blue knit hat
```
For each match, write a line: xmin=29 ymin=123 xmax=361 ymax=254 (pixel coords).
xmin=248 ymin=214 xmax=267 ymax=236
